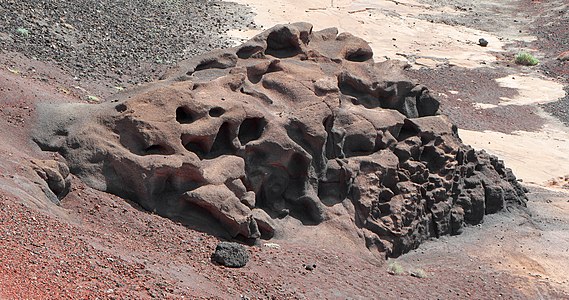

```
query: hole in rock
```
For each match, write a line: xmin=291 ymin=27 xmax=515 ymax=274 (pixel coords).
xmin=238 ymin=118 xmax=267 ymax=145
xmin=184 ymin=141 xmax=206 ymax=157
xmin=195 ymin=61 xmax=213 ymax=72
xmin=115 ymin=104 xmax=127 ymax=112
xmin=397 ymin=121 xmax=420 ymax=141
xmin=246 ymin=61 xmax=283 ymax=84
xmin=209 ymin=107 xmax=225 ymax=117
xmin=318 ymin=182 xmax=346 ymax=207
xmin=345 ymin=47 xmax=373 ymax=62
xmin=143 ymin=144 xmax=174 ymax=156
xmin=265 ymin=30 xmax=302 ymax=58
xmin=239 ymin=85 xmax=274 ymax=105
xmin=323 ymin=116 xmax=339 ymax=159
xmin=181 ymin=134 xmax=211 ymax=158
xmin=176 ymin=106 xmax=195 ymax=124
xmin=237 ymin=45 xmax=263 ymax=59
xmin=288 ymin=153 xmax=308 ymax=178
xmin=206 ymin=122 xmax=234 ymax=159
xmin=116 ymin=118 xmax=174 ymax=156
xmin=194 ymin=56 xmax=235 ymax=73
xmin=377 ymin=203 xmax=391 ymax=216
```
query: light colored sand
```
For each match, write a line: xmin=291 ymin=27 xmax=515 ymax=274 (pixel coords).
xmin=459 ymin=125 xmax=569 ymax=185
xmin=228 ymin=0 xmax=569 ymax=186
xmin=495 ymin=74 xmax=566 ymax=106
xmin=228 ymin=0 xmax=513 ymax=68
xmin=462 ymin=78 xmax=567 ymax=184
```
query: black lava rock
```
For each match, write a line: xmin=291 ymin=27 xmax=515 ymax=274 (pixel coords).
xmin=478 ymin=38 xmax=488 ymax=47
xmin=212 ymin=242 xmax=250 ymax=268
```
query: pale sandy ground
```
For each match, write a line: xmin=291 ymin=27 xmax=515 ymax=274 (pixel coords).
xmin=398 ymin=185 xmax=569 ymax=297
xmin=225 ymin=0 xmax=569 ymax=295
xmin=227 ymin=0 xmax=569 ymax=186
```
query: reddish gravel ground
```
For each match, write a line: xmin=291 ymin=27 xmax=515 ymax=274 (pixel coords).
xmin=528 ymin=0 xmax=569 ymax=126
xmin=406 ymin=66 xmax=545 ymax=133
xmin=2 ymin=176 xmax=567 ymax=299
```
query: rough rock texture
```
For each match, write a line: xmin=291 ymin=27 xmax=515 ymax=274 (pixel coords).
xmin=30 ymin=159 xmax=72 ymax=205
xmin=33 ymin=23 xmax=527 ymax=257
xmin=211 ymin=242 xmax=250 ymax=268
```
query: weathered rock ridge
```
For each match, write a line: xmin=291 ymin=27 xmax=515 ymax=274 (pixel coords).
xmin=34 ymin=23 xmax=527 ymax=257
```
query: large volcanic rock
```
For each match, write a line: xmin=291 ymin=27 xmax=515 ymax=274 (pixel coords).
xmin=34 ymin=23 xmax=527 ymax=257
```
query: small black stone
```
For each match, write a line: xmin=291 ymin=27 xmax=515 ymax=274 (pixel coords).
xmin=478 ymin=38 xmax=488 ymax=47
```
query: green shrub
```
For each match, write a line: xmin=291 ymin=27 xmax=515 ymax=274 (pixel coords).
xmin=16 ymin=27 xmax=29 ymax=37
xmin=387 ymin=261 xmax=405 ymax=275
xmin=86 ymin=95 xmax=100 ymax=103
xmin=515 ymin=51 xmax=539 ymax=66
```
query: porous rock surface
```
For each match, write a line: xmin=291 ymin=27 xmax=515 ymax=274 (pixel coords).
xmin=34 ymin=23 xmax=527 ymax=257
xmin=212 ymin=242 xmax=250 ymax=268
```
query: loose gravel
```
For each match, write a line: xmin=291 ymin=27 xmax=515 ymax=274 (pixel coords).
xmin=0 ymin=0 xmax=255 ymax=85
xmin=532 ymin=5 xmax=569 ymax=126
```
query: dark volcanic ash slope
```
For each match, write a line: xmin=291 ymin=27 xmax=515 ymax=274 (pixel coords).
xmin=34 ymin=23 xmax=527 ymax=258
xmin=0 ymin=0 xmax=254 ymax=85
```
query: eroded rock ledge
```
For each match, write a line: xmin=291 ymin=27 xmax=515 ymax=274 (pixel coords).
xmin=34 ymin=23 xmax=527 ymax=257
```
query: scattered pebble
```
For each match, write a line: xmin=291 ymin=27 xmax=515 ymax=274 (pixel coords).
xmin=263 ymin=243 xmax=281 ymax=249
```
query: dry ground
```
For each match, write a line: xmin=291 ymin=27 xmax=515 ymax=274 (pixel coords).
xmin=1 ymin=0 xmax=569 ymax=299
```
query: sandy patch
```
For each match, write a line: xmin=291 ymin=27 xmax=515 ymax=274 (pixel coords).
xmin=495 ymin=74 xmax=566 ymax=106
xmin=459 ymin=120 xmax=569 ymax=185
xmin=227 ymin=0 xmax=514 ymax=68
xmin=400 ymin=186 xmax=569 ymax=294
xmin=473 ymin=103 xmax=498 ymax=109
xmin=460 ymin=74 xmax=567 ymax=185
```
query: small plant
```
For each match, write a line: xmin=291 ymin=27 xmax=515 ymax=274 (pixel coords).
xmin=15 ymin=27 xmax=29 ymax=37
xmin=86 ymin=95 xmax=100 ymax=103
xmin=6 ymin=67 xmax=20 ymax=74
xmin=515 ymin=51 xmax=539 ymax=66
xmin=410 ymin=268 xmax=428 ymax=278
xmin=387 ymin=261 xmax=405 ymax=275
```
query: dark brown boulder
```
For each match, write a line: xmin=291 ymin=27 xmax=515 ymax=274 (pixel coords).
xmin=33 ymin=23 xmax=527 ymax=257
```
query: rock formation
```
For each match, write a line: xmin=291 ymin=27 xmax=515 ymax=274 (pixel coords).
xmin=31 ymin=159 xmax=72 ymax=205
xmin=34 ymin=23 xmax=527 ymax=257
